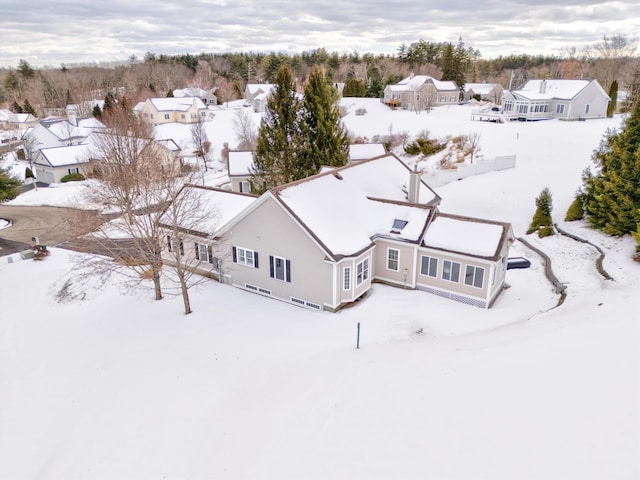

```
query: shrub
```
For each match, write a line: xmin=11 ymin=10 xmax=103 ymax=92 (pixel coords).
xmin=564 ymin=194 xmax=584 ymax=221
xmin=60 ymin=172 xmax=85 ymax=183
xmin=527 ymin=187 xmax=555 ymax=237
xmin=25 ymin=167 xmax=34 ymax=179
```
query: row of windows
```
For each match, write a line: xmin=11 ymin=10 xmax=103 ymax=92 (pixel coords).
xmin=422 ymin=255 xmax=484 ymax=289
xmin=385 ymin=248 xmax=486 ymax=289
xmin=503 ymin=101 xmax=591 ymax=115
xmin=232 ymin=246 xmax=291 ymax=283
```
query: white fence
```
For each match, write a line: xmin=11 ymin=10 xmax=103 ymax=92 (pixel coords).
xmin=425 ymin=155 xmax=516 ymax=187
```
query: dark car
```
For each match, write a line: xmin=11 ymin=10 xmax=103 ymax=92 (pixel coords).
xmin=507 ymin=257 xmax=531 ymax=270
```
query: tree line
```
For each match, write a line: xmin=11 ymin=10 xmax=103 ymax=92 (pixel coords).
xmin=2 ymin=35 xmax=639 ymax=118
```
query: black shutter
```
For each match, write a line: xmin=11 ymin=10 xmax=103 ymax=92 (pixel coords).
xmin=194 ymin=242 xmax=199 ymax=260
xmin=232 ymin=246 xmax=237 ymax=263
xmin=269 ymin=255 xmax=274 ymax=278
xmin=167 ymin=235 xmax=172 ymax=252
xmin=207 ymin=246 xmax=213 ymax=264
xmin=254 ymin=252 xmax=259 ymax=268
xmin=179 ymin=241 xmax=184 ymax=256
xmin=285 ymin=259 xmax=291 ymax=282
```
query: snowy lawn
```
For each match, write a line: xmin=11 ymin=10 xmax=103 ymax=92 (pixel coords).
xmin=1 ymin=100 xmax=638 ymax=479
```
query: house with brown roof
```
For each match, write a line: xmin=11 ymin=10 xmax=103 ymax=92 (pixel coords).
xmin=383 ymin=75 xmax=460 ymax=111
xmin=162 ymin=154 xmax=514 ymax=311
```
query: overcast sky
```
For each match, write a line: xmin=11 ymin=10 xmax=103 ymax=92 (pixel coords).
xmin=2 ymin=0 xmax=639 ymax=68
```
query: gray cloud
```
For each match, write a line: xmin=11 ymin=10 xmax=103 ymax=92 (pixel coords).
xmin=2 ymin=0 xmax=639 ymax=67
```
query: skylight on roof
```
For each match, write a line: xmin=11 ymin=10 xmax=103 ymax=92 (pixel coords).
xmin=391 ymin=219 xmax=408 ymax=234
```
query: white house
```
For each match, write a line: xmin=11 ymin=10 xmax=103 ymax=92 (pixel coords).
xmin=501 ymin=79 xmax=610 ymax=121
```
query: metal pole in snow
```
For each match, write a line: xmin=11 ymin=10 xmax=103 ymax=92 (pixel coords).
xmin=356 ymin=322 xmax=360 ymax=349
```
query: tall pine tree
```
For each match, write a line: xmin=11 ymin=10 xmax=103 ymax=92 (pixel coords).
xmin=582 ymin=97 xmax=640 ymax=236
xmin=298 ymin=65 xmax=350 ymax=176
xmin=607 ymin=80 xmax=618 ymax=118
xmin=251 ymin=64 xmax=301 ymax=194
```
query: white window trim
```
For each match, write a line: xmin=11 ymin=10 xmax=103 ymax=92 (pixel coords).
xmin=464 ymin=265 xmax=485 ymax=289
xmin=343 ymin=266 xmax=351 ymax=290
xmin=442 ymin=260 xmax=460 ymax=283
xmin=420 ymin=255 xmax=438 ymax=278
xmin=387 ymin=248 xmax=399 ymax=272
xmin=234 ymin=246 xmax=257 ymax=268
xmin=356 ymin=258 xmax=369 ymax=286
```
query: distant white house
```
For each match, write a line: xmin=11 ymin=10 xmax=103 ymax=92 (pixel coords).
xmin=501 ymin=79 xmax=610 ymax=121
xmin=244 ymin=84 xmax=276 ymax=112
xmin=463 ymin=83 xmax=504 ymax=103
xmin=227 ymin=151 xmax=255 ymax=193
xmin=173 ymin=87 xmax=217 ymax=106
xmin=383 ymin=75 xmax=460 ymax=111
xmin=34 ymin=143 xmax=94 ymax=183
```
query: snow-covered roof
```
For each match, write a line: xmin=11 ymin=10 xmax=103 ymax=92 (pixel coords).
xmin=274 ymin=154 xmax=440 ymax=257
xmin=38 ymin=143 xmax=93 ymax=167
xmin=465 ymin=83 xmax=501 ymax=95
xmin=246 ymin=84 xmax=275 ymax=95
xmin=349 ymin=143 xmax=386 ymax=162
xmin=147 ymin=97 xmax=207 ymax=112
xmin=422 ymin=213 xmax=509 ymax=258
xmin=163 ymin=185 xmax=257 ymax=235
xmin=228 ymin=151 xmax=254 ymax=176
xmin=0 ymin=109 xmax=12 ymax=121
xmin=390 ymin=75 xmax=458 ymax=93
xmin=46 ymin=118 xmax=103 ymax=140
xmin=173 ymin=88 xmax=215 ymax=98
xmin=513 ymin=79 xmax=593 ymax=101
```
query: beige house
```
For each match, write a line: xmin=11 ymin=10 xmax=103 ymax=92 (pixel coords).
xmin=383 ymin=75 xmax=460 ymax=111
xmin=138 ymin=97 xmax=209 ymax=125
xmin=463 ymin=83 xmax=504 ymax=103
xmin=163 ymin=154 xmax=514 ymax=312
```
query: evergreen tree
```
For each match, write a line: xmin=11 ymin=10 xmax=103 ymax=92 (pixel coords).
xmin=10 ymin=101 xmax=23 ymax=113
xmin=607 ymin=80 xmax=618 ymax=118
xmin=0 ymin=168 xmax=21 ymax=202
xmin=298 ymin=65 xmax=350 ymax=176
xmin=564 ymin=193 xmax=585 ymax=221
xmin=92 ymin=104 xmax=102 ymax=118
xmin=582 ymin=98 xmax=640 ymax=235
xmin=251 ymin=64 xmax=301 ymax=194
xmin=22 ymin=99 xmax=37 ymax=117
xmin=527 ymin=187 xmax=555 ymax=237
xmin=103 ymin=92 xmax=115 ymax=114
xmin=166 ymin=88 xmax=174 ymax=97
xmin=343 ymin=78 xmax=366 ymax=97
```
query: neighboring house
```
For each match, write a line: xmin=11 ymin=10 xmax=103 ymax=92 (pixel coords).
xmin=34 ymin=143 xmax=94 ymax=183
xmin=348 ymin=143 xmax=387 ymax=162
xmin=163 ymin=154 xmax=514 ymax=312
xmin=383 ymin=74 xmax=460 ymax=110
xmin=160 ymin=186 xmax=259 ymax=279
xmin=138 ymin=97 xmax=209 ymax=125
xmin=463 ymin=83 xmax=504 ymax=103
xmin=66 ymin=100 xmax=104 ymax=121
xmin=227 ymin=150 xmax=255 ymax=193
xmin=173 ymin=87 xmax=217 ymax=106
xmin=3 ymin=112 xmax=38 ymax=131
xmin=501 ymin=79 xmax=610 ymax=121
xmin=244 ymin=84 xmax=275 ymax=112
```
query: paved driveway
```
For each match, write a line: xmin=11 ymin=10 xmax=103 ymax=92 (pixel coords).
xmin=0 ymin=205 xmax=86 ymax=246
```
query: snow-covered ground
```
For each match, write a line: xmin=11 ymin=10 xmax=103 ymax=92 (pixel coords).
xmin=1 ymin=99 xmax=638 ymax=479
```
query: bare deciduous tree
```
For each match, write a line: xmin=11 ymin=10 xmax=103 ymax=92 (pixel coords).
xmin=233 ymin=108 xmax=258 ymax=150
xmin=462 ymin=132 xmax=481 ymax=164
xmin=190 ymin=115 xmax=211 ymax=172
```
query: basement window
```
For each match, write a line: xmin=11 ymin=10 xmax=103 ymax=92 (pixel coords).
xmin=391 ymin=219 xmax=408 ymax=234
